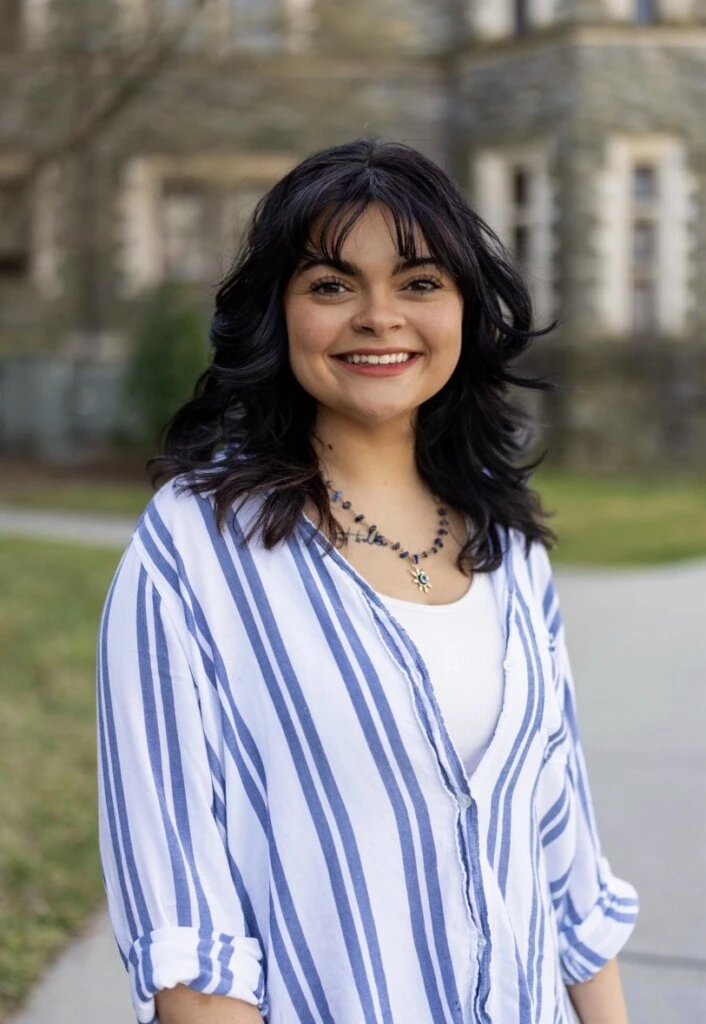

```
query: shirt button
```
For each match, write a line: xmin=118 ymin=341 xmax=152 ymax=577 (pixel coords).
xmin=458 ymin=793 xmax=473 ymax=810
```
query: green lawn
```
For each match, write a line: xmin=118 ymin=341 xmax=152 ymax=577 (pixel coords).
xmin=2 ymin=471 xmax=706 ymax=566
xmin=0 ymin=539 xmax=121 ymax=1021
xmin=535 ymin=471 xmax=706 ymax=566
xmin=0 ymin=481 xmax=153 ymax=520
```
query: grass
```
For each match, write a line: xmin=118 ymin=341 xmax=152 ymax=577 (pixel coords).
xmin=535 ymin=471 xmax=706 ymax=566
xmin=2 ymin=470 xmax=706 ymax=566
xmin=0 ymin=538 xmax=122 ymax=1022
xmin=0 ymin=481 xmax=152 ymax=520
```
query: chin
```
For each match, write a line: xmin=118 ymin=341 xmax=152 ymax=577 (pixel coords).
xmin=346 ymin=403 xmax=418 ymax=425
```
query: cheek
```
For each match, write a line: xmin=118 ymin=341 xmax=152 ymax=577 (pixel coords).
xmin=286 ymin=302 xmax=340 ymax=358
xmin=424 ymin=304 xmax=463 ymax=359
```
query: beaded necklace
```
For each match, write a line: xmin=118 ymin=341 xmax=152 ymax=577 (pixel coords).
xmin=324 ymin=479 xmax=449 ymax=594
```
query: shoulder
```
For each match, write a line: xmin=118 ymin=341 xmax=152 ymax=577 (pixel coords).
xmin=505 ymin=528 xmax=554 ymax=583
xmin=135 ymin=475 xmax=210 ymax=552
xmin=130 ymin=474 xmax=266 ymax=592
xmin=505 ymin=529 xmax=559 ymax=622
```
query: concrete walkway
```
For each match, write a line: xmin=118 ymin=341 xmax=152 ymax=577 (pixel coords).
xmin=0 ymin=505 xmax=135 ymax=548
xmin=5 ymin=507 xmax=705 ymax=1023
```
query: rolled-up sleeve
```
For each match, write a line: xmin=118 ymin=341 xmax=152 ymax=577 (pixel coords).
xmin=529 ymin=541 xmax=639 ymax=985
xmin=96 ymin=542 xmax=267 ymax=1022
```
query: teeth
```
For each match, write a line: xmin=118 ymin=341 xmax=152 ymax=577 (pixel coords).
xmin=343 ymin=352 xmax=414 ymax=365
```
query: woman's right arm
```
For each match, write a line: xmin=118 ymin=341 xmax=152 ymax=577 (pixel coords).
xmin=156 ymin=986 xmax=263 ymax=1022
xmin=97 ymin=542 xmax=268 ymax=1023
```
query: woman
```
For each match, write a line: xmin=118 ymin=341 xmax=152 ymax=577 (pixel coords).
xmin=97 ymin=138 xmax=638 ymax=1024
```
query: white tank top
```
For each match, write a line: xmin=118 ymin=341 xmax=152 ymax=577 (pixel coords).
xmin=378 ymin=572 xmax=505 ymax=778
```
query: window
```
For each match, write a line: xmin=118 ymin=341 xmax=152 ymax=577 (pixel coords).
xmin=469 ymin=0 xmax=557 ymax=40
xmin=161 ymin=181 xmax=211 ymax=282
xmin=0 ymin=177 xmax=30 ymax=278
xmin=227 ymin=0 xmax=282 ymax=50
xmin=473 ymin=145 xmax=555 ymax=325
xmin=515 ymin=0 xmax=530 ymax=36
xmin=594 ymin=135 xmax=694 ymax=338
xmin=630 ymin=164 xmax=659 ymax=333
xmin=510 ymin=167 xmax=532 ymax=268
xmin=633 ymin=165 xmax=656 ymax=201
xmin=635 ymin=0 xmax=657 ymax=23
xmin=120 ymin=154 xmax=295 ymax=296
xmin=0 ymin=0 xmax=22 ymax=50
xmin=221 ymin=187 xmax=262 ymax=261
xmin=159 ymin=0 xmax=211 ymax=51
xmin=120 ymin=0 xmax=312 ymax=53
xmin=160 ymin=179 xmax=264 ymax=282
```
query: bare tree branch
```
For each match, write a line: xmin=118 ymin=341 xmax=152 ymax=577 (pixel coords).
xmin=25 ymin=0 xmax=211 ymax=182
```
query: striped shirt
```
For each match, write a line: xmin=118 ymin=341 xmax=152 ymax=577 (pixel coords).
xmin=97 ymin=479 xmax=639 ymax=1024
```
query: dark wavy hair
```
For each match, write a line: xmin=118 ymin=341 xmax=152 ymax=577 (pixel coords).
xmin=150 ymin=136 xmax=558 ymax=572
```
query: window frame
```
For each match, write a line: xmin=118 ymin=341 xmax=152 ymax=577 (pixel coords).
xmin=118 ymin=153 xmax=297 ymax=297
xmin=594 ymin=134 xmax=696 ymax=339
xmin=472 ymin=142 xmax=556 ymax=327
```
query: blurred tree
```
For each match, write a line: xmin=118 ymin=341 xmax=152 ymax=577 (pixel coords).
xmin=125 ymin=280 xmax=209 ymax=446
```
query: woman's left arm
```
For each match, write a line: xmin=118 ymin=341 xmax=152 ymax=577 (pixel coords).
xmin=566 ymin=957 xmax=629 ymax=1024
xmin=527 ymin=540 xmax=638 ymax=1016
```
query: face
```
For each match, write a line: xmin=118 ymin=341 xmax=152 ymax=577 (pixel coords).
xmin=282 ymin=202 xmax=464 ymax=431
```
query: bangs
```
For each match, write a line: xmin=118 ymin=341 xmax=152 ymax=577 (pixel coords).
xmin=284 ymin=184 xmax=465 ymax=284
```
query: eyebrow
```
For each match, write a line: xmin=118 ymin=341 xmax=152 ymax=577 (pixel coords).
xmin=295 ymin=255 xmax=442 ymax=277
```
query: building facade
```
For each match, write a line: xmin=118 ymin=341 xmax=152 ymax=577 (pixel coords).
xmin=0 ymin=0 xmax=705 ymax=467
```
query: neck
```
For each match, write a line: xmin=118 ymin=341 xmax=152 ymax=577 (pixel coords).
xmin=312 ymin=410 xmax=421 ymax=494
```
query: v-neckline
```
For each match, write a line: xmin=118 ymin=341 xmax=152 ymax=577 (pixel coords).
xmin=298 ymin=509 xmax=519 ymax=792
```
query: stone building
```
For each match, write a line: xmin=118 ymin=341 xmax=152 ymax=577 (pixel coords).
xmin=0 ymin=0 xmax=704 ymax=467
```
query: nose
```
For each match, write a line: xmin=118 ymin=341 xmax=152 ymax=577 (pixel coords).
xmin=351 ymin=295 xmax=405 ymax=336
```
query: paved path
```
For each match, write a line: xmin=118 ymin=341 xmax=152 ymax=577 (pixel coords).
xmin=0 ymin=505 xmax=135 ymax=547
xmin=5 ymin=507 xmax=705 ymax=1023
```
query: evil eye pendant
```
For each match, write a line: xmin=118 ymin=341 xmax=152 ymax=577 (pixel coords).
xmin=410 ymin=566 xmax=432 ymax=593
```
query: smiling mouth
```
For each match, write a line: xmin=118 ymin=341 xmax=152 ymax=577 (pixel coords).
xmin=334 ymin=352 xmax=420 ymax=365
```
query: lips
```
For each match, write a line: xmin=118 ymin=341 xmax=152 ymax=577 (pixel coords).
xmin=332 ymin=351 xmax=423 ymax=376
xmin=333 ymin=351 xmax=421 ymax=365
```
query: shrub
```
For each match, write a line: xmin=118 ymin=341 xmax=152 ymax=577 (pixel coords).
xmin=125 ymin=281 xmax=209 ymax=446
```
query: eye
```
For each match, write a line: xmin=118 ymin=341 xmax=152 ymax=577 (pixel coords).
xmin=405 ymin=276 xmax=442 ymax=292
xmin=308 ymin=276 xmax=349 ymax=296
xmin=308 ymin=274 xmax=443 ymax=297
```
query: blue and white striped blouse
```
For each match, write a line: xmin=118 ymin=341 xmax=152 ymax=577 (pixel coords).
xmin=97 ymin=479 xmax=638 ymax=1024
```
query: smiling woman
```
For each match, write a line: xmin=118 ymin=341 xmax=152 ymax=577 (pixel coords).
xmin=97 ymin=138 xmax=638 ymax=1024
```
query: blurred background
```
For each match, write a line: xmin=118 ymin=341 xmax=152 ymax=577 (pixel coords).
xmin=0 ymin=0 xmax=704 ymax=1021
